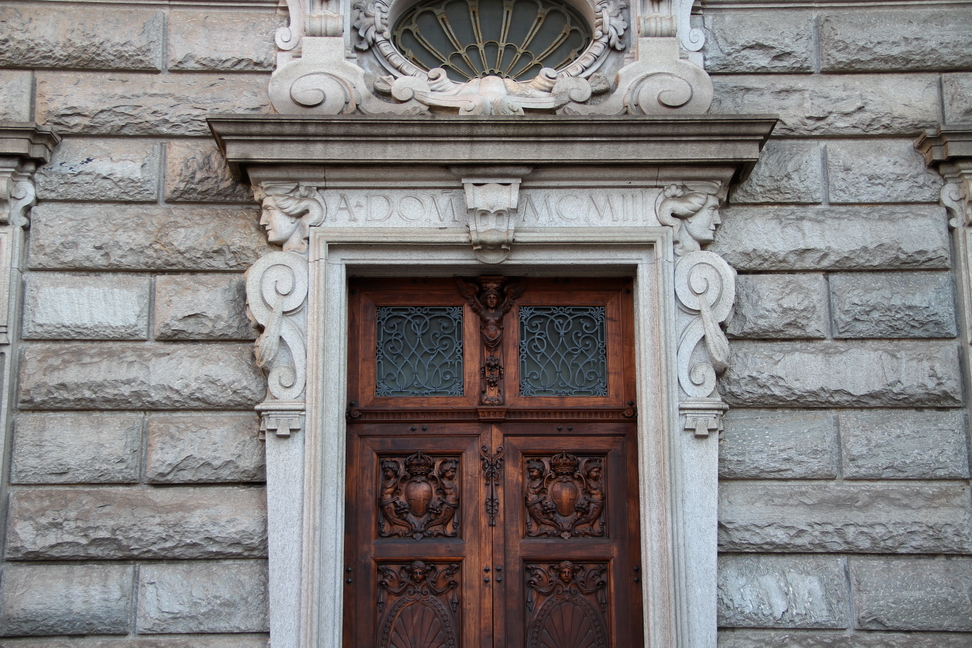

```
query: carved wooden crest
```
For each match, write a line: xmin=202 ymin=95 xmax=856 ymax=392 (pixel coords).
xmin=378 ymin=453 xmax=460 ymax=540
xmin=525 ymin=452 xmax=605 ymax=539
xmin=526 ymin=561 xmax=609 ymax=648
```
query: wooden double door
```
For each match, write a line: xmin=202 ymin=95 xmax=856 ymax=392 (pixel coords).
xmin=344 ymin=277 xmax=644 ymax=648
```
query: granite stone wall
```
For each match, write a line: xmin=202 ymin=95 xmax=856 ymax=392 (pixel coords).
xmin=0 ymin=0 xmax=280 ymax=643
xmin=703 ymin=2 xmax=972 ymax=645
xmin=0 ymin=0 xmax=969 ymax=645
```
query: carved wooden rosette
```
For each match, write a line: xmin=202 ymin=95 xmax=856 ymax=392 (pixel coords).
xmin=376 ymin=561 xmax=460 ymax=648
xmin=526 ymin=561 xmax=609 ymax=648
xmin=377 ymin=452 xmax=460 ymax=540
xmin=524 ymin=452 xmax=606 ymax=540
xmin=457 ymin=276 xmax=525 ymax=407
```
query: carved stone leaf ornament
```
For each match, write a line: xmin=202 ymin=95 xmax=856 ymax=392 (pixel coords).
xmin=269 ymin=0 xmax=712 ymax=116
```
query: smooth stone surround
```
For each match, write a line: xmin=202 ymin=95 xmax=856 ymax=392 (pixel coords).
xmin=720 ymin=409 xmax=838 ymax=479
xmin=29 ymin=204 xmax=271 ymax=271
xmin=0 ymin=564 xmax=135 ymax=636
xmin=830 ymin=271 xmax=957 ymax=339
xmin=719 ymin=481 xmax=972 ymax=553
xmin=146 ymin=412 xmax=265 ymax=484
xmin=23 ymin=273 xmax=151 ymax=340
xmin=722 ymin=341 xmax=963 ymax=407
xmin=11 ymin=413 xmax=142 ymax=484
xmin=5 ymin=486 xmax=267 ymax=559
xmin=852 ymin=557 xmax=972 ymax=631
xmin=167 ymin=11 xmax=283 ymax=72
xmin=726 ymin=274 xmax=828 ymax=339
xmin=164 ymin=139 xmax=253 ymax=203
xmin=839 ymin=409 xmax=970 ymax=480
xmin=710 ymin=73 xmax=940 ymax=137
xmin=18 ymin=343 xmax=265 ymax=410
xmin=34 ymin=138 xmax=161 ymax=202
xmin=36 ymin=72 xmax=272 ymax=136
xmin=0 ymin=6 xmax=163 ymax=71
xmin=712 ymin=205 xmax=950 ymax=271
xmin=718 ymin=554 xmax=849 ymax=629
xmin=137 ymin=561 xmax=269 ymax=633
xmin=154 ymin=274 xmax=255 ymax=341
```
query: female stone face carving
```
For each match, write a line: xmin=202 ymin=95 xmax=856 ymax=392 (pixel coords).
xmin=656 ymin=185 xmax=722 ymax=256
xmin=681 ymin=194 xmax=721 ymax=247
xmin=260 ymin=198 xmax=301 ymax=246
xmin=259 ymin=192 xmax=325 ymax=254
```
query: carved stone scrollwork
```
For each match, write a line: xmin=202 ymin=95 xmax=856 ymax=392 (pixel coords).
xmin=526 ymin=561 xmax=609 ymax=648
xmin=525 ymin=453 xmax=606 ymax=540
xmin=377 ymin=561 xmax=460 ymax=648
xmin=378 ymin=453 xmax=460 ymax=540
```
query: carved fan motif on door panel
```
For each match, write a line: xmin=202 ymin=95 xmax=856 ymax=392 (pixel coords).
xmin=378 ymin=452 xmax=460 ymax=540
xmin=377 ymin=561 xmax=460 ymax=648
xmin=526 ymin=561 xmax=609 ymax=648
xmin=524 ymin=453 xmax=605 ymax=539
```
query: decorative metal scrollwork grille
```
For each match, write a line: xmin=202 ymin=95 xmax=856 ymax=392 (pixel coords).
xmin=519 ymin=306 xmax=607 ymax=396
xmin=392 ymin=0 xmax=593 ymax=82
xmin=376 ymin=306 xmax=464 ymax=397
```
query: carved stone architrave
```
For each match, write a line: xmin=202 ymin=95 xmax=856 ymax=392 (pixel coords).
xmin=268 ymin=0 xmax=711 ymax=116
xmin=917 ymin=127 xmax=972 ymax=407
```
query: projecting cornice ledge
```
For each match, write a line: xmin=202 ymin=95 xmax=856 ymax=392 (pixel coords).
xmin=0 ymin=122 xmax=61 ymax=164
xmin=209 ymin=114 xmax=777 ymax=181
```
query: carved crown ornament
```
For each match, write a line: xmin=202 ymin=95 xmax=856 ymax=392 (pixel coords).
xmin=268 ymin=0 xmax=712 ymax=116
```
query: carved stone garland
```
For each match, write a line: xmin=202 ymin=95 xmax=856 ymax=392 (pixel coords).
xmin=268 ymin=0 xmax=712 ymax=116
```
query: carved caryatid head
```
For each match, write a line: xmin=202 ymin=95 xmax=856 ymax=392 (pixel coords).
xmin=557 ymin=561 xmax=577 ymax=584
xmin=259 ymin=189 xmax=325 ymax=254
xmin=656 ymin=184 xmax=722 ymax=256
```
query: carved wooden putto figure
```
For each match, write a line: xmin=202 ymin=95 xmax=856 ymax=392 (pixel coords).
xmin=378 ymin=452 xmax=460 ymax=540
xmin=524 ymin=452 xmax=606 ymax=540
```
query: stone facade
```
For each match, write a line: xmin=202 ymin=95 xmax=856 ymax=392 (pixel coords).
xmin=0 ymin=0 xmax=970 ymax=647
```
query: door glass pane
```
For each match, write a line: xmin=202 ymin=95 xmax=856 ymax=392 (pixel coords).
xmin=376 ymin=306 xmax=464 ymax=396
xmin=519 ymin=306 xmax=607 ymax=396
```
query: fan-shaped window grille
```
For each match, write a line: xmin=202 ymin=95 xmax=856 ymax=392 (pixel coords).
xmin=392 ymin=0 xmax=592 ymax=82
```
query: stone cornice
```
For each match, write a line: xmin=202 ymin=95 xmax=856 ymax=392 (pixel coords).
xmin=916 ymin=126 xmax=972 ymax=167
xmin=0 ymin=122 xmax=61 ymax=165
xmin=209 ymin=114 xmax=777 ymax=179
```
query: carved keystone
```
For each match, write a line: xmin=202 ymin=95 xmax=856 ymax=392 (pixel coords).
xmin=454 ymin=166 xmax=532 ymax=264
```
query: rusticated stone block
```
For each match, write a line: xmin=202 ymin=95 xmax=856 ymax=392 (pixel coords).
xmin=164 ymin=139 xmax=252 ymax=203
xmin=146 ymin=413 xmax=264 ymax=483
xmin=35 ymin=138 xmax=160 ymax=202
xmin=168 ymin=11 xmax=283 ymax=71
xmin=710 ymin=74 xmax=940 ymax=137
xmin=137 ymin=561 xmax=269 ymax=633
xmin=6 ymin=486 xmax=267 ymax=559
xmin=0 ymin=637 xmax=270 ymax=647
xmin=711 ymin=205 xmax=950 ymax=272
xmin=719 ymin=481 xmax=972 ymax=553
xmin=718 ymin=630 xmax=972 ymax=647
xmin=28 ymin=203 xmax=271 ymax=271
xmin=826 ymin=139 xmax=943 ymax=204
xmin=0 ymin=563 xmax=134 ymax=636
xmin=830 ymin=272 xmax=956 ymax=339
xmin=0 ymin=71 xmax=33 ymax=121
xmin=18 ymin=343 xmax=265 ymax=410
xmin=853 ymin=556 xmax=972 ymax=631
xmin=702 ymin=11 xmax=813 ymax=73
xmin=720 ymin=410 xmax=838 ymax=479
xmin=727 ymin=274 xmax=828 ymax=339
xmin=840 ymin=410 xmax=969 ymax=480
xmin=155 ymin=274 xmax=255 ymax=341
xmin=718 ymin=554 xmax=849 ymax=629
xmin=11 ymin=413 xmax=142 ymax=484
xmin=0 ymin=6 xmax=162 ymax=71
xmin=730 ymin=141 xmax=823 ymax=204
xmin=943 ymin=74 xmax=972 ymax=124
xmin=35 ymin=72 xmax=271 ymax=136
xmin=23 ymin=273 xmax=150 ymax=340
xmin=820 ymin=9 xmax=972 ymax=72
xmin=722 ymin=341 xmax=963 ymax=408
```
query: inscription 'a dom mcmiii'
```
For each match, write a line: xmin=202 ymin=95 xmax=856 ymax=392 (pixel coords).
xmin=315 ymin=189 xmax=663 ymax=227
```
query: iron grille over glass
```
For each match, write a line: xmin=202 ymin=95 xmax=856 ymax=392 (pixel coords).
xmin=376 ymin=306 xmax=464 ymax=396
xmin=392 ymin=0 xmax=592 ymax=82
xmin=519 ymin=306 xmax=607 ymax=396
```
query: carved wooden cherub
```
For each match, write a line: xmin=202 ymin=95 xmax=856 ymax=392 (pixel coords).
xmin=456 ymin=276 xmax=525 ymax=353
